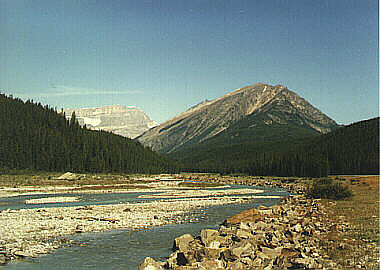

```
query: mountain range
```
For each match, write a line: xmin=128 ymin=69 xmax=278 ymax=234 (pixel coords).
xmin=1 ymin=84 xmax=377 ymax=177
xmin=64 ymin=105 xmax=157 ymax=139
xmin=137 ymin=83 xmax=339 ymax=156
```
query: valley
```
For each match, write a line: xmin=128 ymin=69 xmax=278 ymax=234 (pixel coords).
xmin=0 ymin=85 xmax=378 ymax=269
xmin=1 ymin=0 xmax=378 ymax=268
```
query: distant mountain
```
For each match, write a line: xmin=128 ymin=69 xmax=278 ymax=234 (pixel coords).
xmin=64 ymin=105 xmax=157 ymax=139
xmin=0 ymin=94 xmax=174 ymax=173
xmin=137 ymin=83 xmax=339 ymax=155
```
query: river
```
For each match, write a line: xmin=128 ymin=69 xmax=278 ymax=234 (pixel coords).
xmin=1 ymin=184 xmax=289 ymax=269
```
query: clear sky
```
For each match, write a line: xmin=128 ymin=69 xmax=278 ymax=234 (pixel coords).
xmin=0 ymin=0 xmax=378 ymax=124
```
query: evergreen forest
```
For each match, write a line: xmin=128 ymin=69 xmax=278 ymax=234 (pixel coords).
xmin=0 ymin=93 xmax=176 ymax=174
xmin=179 ymin=118 xmax=379 ymax=177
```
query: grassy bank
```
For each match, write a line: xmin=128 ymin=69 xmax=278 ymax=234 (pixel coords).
xmin=321 ymin=176 xmax=379 ymax=269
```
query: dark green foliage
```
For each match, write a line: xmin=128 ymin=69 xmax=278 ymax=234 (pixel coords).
xmin=169 ymin=112 xmax=320 ymax=160
xmin=311 ymin=117 xmax=379 ymax=175
xmin=307 ymin=178 xmax=352 ymax=200
xmin=0 ymin=93 xmax=176 ymax=174
xmin=177 ymin=118 xmax=379 ymax=177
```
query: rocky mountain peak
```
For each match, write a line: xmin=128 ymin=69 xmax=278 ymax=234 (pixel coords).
xmin=64 ymin=105 xmax=157 ymax=139
xmin=137 ymin=83 xmax=339 ymax=153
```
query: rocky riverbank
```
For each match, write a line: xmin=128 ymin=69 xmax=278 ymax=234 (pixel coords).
xmin=0 ymin=191 xmax=272 ymax=265
xmin=139 ymin=194 xmax=340 ymax=269
xmin=139 ymin=175 xmax=380 ymax=269
xmin=178 ymin=174 xmax=307 ymax=195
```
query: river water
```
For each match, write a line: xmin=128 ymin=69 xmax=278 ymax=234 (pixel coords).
xmin=2 ymin=184 xmax=289 ymax=269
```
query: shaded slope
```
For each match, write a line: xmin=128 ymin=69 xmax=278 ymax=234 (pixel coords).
xmin=313 ymin=117 xmax=379 ymax=175
xmin=180 ymin=117 xmax=379 ymax=177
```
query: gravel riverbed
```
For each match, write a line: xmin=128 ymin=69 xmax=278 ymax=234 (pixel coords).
xmin=0 ymin=190 xmax=273 ymax=265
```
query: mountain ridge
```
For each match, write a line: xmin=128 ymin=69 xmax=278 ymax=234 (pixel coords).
xmin=137 ymin=83 xmax=339 ymax=154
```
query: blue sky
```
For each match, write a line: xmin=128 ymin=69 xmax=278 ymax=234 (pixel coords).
xmin=0 ymin=0 xmax=378 ymax=124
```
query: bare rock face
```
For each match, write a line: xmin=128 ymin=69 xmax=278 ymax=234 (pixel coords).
xmin=137 ymin=83 xmax=339 ymax=153
xmin=64 ymin=105 xmax=157 ymax=139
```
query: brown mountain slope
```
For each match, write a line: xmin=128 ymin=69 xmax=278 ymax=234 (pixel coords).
xmin=137 ymin=83 xmax=338 ymax=153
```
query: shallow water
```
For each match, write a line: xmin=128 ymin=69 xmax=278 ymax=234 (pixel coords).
xmin=2 ymin=184 xmax=289 ymax=269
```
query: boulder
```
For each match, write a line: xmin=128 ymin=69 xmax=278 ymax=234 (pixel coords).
xmin=260 ymin=247 xmax=283 ymax=259
xmin=0 ymin=254 xmax=6 ymax=265
xmin=200 ymin=229 xmax=220 ymax=247
xmin=173 ymin=234 xmax=194 ymax=252
xmin=208 ymin=241 xmax=220 ymax=249
xmin=231 ymin=242 xmax=252 ymax=258
xmin=236 ymin=229 xmax=251 ymax=239
xmin=223 ymin=209 xmax=261 ymax=226
xmin=293 ymin=224 xmax=302 ymax=233
xmin=206 ymin=247 xmax=222 ymax=259
xmin=138 ymin=257 xmax=163 ymax=270
xmin=227 ymin=260 xmax=247 ymax=270
xmin=198 ymin=259 xmax=225 ymax=269
xmin=56 ymin=172 xmax=84 ymax=181
xmin=166 ymin=252 xmax=180 ymax=269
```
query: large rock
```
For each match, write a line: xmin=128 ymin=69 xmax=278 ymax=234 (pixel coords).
xmin=56 ymin=172 xmax=83 ymax=181
xmin=236 ymin=229 xmax=251 ymax=239
xmin=200 ymin=229 xmax=220 ymax=247
xmin=0 ymin=254 xmax=7 ymax=265
xmin=197 ymin=259 xmax=225 ymax=269
xmin=173 ymin=234 xmax=194 ymax=252
xmin=165 ymin=251 xmax=189 ymax=268
xmin=227 ymin=260 xmax=247 ymax=270
xmin=138 ymin=257 xmax=163 ymax=270
xmin=231 ymin=242 xmax=253 ymax=258
xmin=223 ymin=208 xmax=261 ymax=226
xmin=260 ymin=246 xmax=283 ymax=259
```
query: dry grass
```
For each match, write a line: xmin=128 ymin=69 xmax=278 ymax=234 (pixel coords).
xmin=322 ymin=175 xmax=379 ymax=269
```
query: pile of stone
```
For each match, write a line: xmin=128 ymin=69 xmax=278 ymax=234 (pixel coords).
xmin=140 ymin=195 xmax=339 ymax=270
xmin=179 ymin=174 xmax=307 ymax=195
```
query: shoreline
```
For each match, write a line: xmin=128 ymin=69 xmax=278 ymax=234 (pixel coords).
xmin=0 ymin=180 xmax=282 ymax=266
xmin=139 ymin=175 xmax=380 ymax=270
xmin=141 ymin=194 xmax=336 ymax=269
xmin=0 ymin=181 xmax=227 ymax=198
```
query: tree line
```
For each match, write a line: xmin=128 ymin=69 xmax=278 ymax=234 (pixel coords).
xmin=180 ymin=117 xmax=379 ymax=177
xmin=0 ymin=93 xmax=176 ymax=174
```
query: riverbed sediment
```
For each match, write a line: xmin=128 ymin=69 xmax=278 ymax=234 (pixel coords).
xmin=0 ymin=183 xmax=276 ymax=265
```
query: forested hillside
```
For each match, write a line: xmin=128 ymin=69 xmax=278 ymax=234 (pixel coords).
xmin=180 ymin=117 xmax=379 ymax=177
xmin=314 ymin=117 xmax=379 ymax=175
xmin=0 ymin=93 xmax=175 ymax=173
